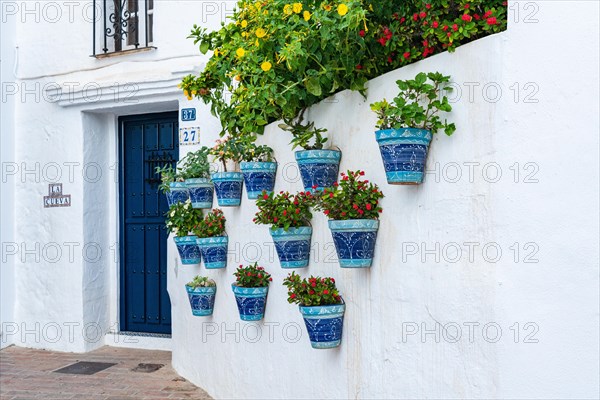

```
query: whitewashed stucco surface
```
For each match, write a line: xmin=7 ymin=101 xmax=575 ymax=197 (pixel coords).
xmin=169 ymin=3 xmax=600 ymax=399
xmin=1 ymin=1 xmax=598 ymax=399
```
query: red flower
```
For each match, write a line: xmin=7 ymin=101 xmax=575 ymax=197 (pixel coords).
xmin=295 ymin=208 xmax=300 ymax=214
xmin=309 ymin=290 xmax=315 ymax=295
xmin=359 ymin=30 xmax=365 ymax=37
xmin=452 ymin=24 xmax=458 ymax=31
xmin=366 ymin=203 xmax=372 ymax=210
xmin=331 ymin=278 xmax=335 ymax=283
xmin=419 ymin=11 xmax=426 ymax=18
xmin=432 ymin=21 xmax=439 ymax=28
xmin=273 ymin=217 xmax=278 ymax=222
xmin=422 ymin=40 xmax=428 ymax=47
xmin=311 ymin=282 xmax=316 ymax=287
xmin=377 ymin=37 xmax=387 ymax=46
xmin=403 ymin=52 xmax=411 ymax=59
xmin=329 ymin=192 xmax=334 ymax=198
xmin=246 ymin=272 xmax=251 ymax=276
xmin=258 ymin=273 xmax=262 ymax=278
xmin=323 ymin=289 xmax=329 ymax=295
xmin=312 ymin=184 xmax=318 ymax=189
xmin=486 ymin=17 xmax=497 ymax=25
xmin=269 ymin=277 xmax=273 ymax=281
xmin=283 ymin=210 xmax=287 ymax=216
xmin=359 ymin=171 xmax=365 ymax=176
xmin=324 ymin=210 xmax=330 ymax=215
xmin=464 ymin=3 xmax=470 ymax=8
xmin=412 ymin=13 xmax=419 ymax=21
xmin=263 ymin=193 xmax=269 ymax=200
xmin=462 ymin=14 xmax=472 ymax=22
xmin=356 ymin=64 xmax=363 ymax=70
xmin=484 ymin=10 xmax=493 ymax=18
xmin=425 ymin=3 xmax=431 ymax=9
xmin=341 ymin=211 xmax=346 ymax=217
xmin=442 ymin=25 xmax=449 ymax=31
xmin=447 ymin=32 xmax=452 ymax=37
xmin=400 ymin=17 xmax=405 ymax=23
xmin=290 ymin=293 xmax=296 ymax=299
xmin=474 ymin=13 xmax=480 ymax=20
xmin=357 ymin=209 xmax=364 ymax=215
xmin=333 ymin=182 xmax=339 ymax=187
xmin=352 ymin=204 xmax=358 ymax=209
xmin=387 ymin=56 xmax=393 ymax=64
xmin=342 ymin=176 xmax=349 ymax=181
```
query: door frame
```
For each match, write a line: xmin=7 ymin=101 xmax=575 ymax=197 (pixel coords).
xmin=117 ymin=111 xmax=178 ymax=334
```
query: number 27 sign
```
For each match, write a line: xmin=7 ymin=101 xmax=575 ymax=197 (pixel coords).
xmin=179 ymin=127 xmax=200 ymax=146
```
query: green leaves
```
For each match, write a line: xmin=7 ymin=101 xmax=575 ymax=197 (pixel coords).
xmin=279 ymin=114 xmax=328 ymax=150
xmin=165 ymin=200 xmax=204 ymax=237
xmin=305 ymin=77 xmax=322 ymax=97
xmin=187 ymin=275 xmax=216 ymax=288
xmin=283 ymin=272 xmax=342 ymax=307
xmin=254 ymin=190 xmax=316 ymax=230
xmin=370 ymin=71 xmax=456 ymax=134
xmin=233 ymin=263 xmax=272 ymax=288
xmin=178 ymin=147 xmax=211 ymax=179
xmin=192 ymin=208 xmax=226 ymax=239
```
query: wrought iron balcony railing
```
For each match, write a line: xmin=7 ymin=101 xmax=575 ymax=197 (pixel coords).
xmin=92 ymin=0 xmax=155 ymax=57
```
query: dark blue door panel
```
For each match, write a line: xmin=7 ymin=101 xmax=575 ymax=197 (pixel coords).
xmin=119 ymin=112 xmax=178 ymax=334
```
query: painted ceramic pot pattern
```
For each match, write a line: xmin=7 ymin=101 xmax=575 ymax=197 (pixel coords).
xmin=231 ymin=285 xmax=268 ymax=321
xmin=240 ymin=161 xmax=277 ymax=199
xmin=375 ymin=128 xmax=432 ymax=184
xmin=270 ymin=227 xmax=312 ymax=268
xmin=299 ymin=302 xmax=345 ymax=349
xmin=185 ymin=178 xmax=214 ymax=209
xmin=295 ymin=150 xmax=341 ymax=192
xmin=328 ymin=219 xmax=379 ymax=268
xmin=211 ymin=172 xmax=244 ymax=207
xmin=196 ymin=236 xmax=228 ymax=269
xmin=173 ymin=235 xmax=201 ymax=265
xmin=166 ymin=182 xmax=189 ymax=206
xmin=185 ymin=285 xmax=216 ymax=316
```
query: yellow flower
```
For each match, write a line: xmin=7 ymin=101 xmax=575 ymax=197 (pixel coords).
xmin=323 ymin=4 xmax=332 ymax=11
xmin=255 ymin=28 xmax=266 ymax=38
xmin=337 ymin=3 xmax=348 ymax=15
xmin=255 ymin=39 xmax=259 ymax=47
xmin=283 ymin=4 xmax=293 ymax=15
xmin=303 ymin=10 xmax=311 ymax=21
xmin=236 ymin=48 xmax=246 ymax=57
xmin=235 ymin=75 xmax=242 ymax=82
xmin=191 ymin=90 xmax=197 ymax=95
xmin=292 ymin=3 xmax=302 ymax=13
xmin=214 ymin=48 xmax=220 ymax=56
xmin=241 ymin=19 xmax=248 ymax=28
xmin=183 ymin=90 xmax=189 ymax=97
xmin=261 ymin=61 xmax=272 ymax=72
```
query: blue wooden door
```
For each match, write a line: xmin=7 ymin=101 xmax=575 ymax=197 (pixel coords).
xmin=119 ymin=112 xmax=178 ymax=334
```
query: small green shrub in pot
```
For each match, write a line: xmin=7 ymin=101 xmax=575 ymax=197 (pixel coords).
xmin=239 ymin=139 xmax=278 ymax=200
xmin=371 ymin=71 xmax=455 ymax=185
xmin=165 ymin=200 xmax=203 ymax=265
xmin=179 ymin=147 xmax=214 ymax=208
xmin=193 ymin=209 xmax=229 ymax=269
xmin=185 ymin=275 xmax=217 ymax=317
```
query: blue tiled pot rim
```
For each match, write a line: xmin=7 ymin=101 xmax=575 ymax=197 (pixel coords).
xmin=375 ymin=128 xmax=432 ymax=143
xmin=240 ymin=161 xmax=278 ymax=171
xmin=231 ymin=284 xmax=269 ymax=296
xmin=211 ymin=171 xmax=244 ymax=180
xmin=169 ymin=181 xmax=188 ymax=189
xmin=270 ymin=226 xmax=312 ymax=237
xmin=185 ymin=177 xmax=213 ymax=185
xmin=185 ymin=285 xmax=217 ymax=294
xmin=299 ymin=299 xmax=345 ymax=316
xmin=196 ymin=235 xmax=228 ymax=244
xmin=173 ymin=235 xmax=198 ymax=243
xmin=328 ymin=219 xmax=380 ymax=231
xmin=295 ymin=149 xmax=342 ymax=162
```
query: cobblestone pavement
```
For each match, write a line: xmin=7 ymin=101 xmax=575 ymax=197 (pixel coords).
xmin=0 ymin=346 xmax=212 ymax=400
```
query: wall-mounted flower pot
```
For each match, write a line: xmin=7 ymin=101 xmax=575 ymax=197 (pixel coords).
xmin=240 ymin=161 xmax=277 ymax=199
xmin=166 ymin=182 xmax=189 ymax=207
xmin=185 ymin=285 xmax=217 ymax=316
xmin=299 ymin=301 xmax=345 ymax=349
xmin=211 ymin=172 xmax=244 ymax=207
xmin=295 ymin=150 xmax=341 ymax=192
xmin=185 ymin=178 xmax=214 ymax=209
xmin=231 ymin=285 xmax=268 ymax=321
xmin=375 ymin=128 xmax=432 ymax=185
xmin=196 ymin=236 xmax=228 ymax=269
xmin=173 ymin=235 xmax=201 ymax=265
xmin=270 ymin=227 xmax=312 ymax=268
xmin=328 ymin=219 xmax=379 ymax=268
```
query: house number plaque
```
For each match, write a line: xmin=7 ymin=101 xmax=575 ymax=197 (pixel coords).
xmin=44 ymin=183 xmax=71 ymax=208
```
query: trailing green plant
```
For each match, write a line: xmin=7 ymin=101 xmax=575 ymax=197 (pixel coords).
xmin=283 ymin=271 xmax=342 ymax=306
xmin=233 ymin=262 xmax=273 ymax=288
xmin=370 ymin=72 xmax=456 ymax=135
xmin=187 ymin=275 xmax=216 ymax=288
xmin=193 ymin=208 xmax=226 ymax=238
xmin=254 ymin=190 xmax=316 ymax=230
xmin=210 ymin=135 xmax=246 ymax=172
xmin=155 ymin=164 xmax=179 ymax=193
xmin=165 ymin=200 xmax=204 ymax=237
xmin=278 ymin=109 xmax=328 ymax=150
xmin=179 ymin=147 xmax=212 ymax=179
xmin=316 ymin=170 xmax=384 ymax=220
xmin=180 ymin=0 xmax=506 ymax=138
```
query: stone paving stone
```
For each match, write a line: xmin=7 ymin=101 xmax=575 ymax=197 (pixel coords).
xmin=0 ymin=346 xmax=212 ymax=400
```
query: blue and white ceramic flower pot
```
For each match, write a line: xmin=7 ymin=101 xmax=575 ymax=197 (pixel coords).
xmin=240 ymin=161 xmax=277 ymax=199
xmin=185 ymin=285 xmax=217 ymax=316
xmin=375 ymin=128 xmax=432 ymax=184
xmin=299 ymin=301 xmax=345 ymax=349
xmin=231 ymin=285 xmax=268 ymax=321
xmin=295 ymin=150 xmax=341 ymax=192
xmin=270 ymin=227 xmax=312 ymax=268
xmin=173 ymin=235 xmax=201 ymax=265
xmin=328 ymin=219 xmax=379 ymax=268
xmin=185 ymin=178 xmax=214 ymax=209
xmin=166 ymin=182 xmax=189 ymax=206
xmin=211 ymin=172 xmax=244 ymax=207
xmin=196 ymin=236 xmax=228 ymax=269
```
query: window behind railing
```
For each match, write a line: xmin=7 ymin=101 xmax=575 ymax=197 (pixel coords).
xmin=92 ymin=0 xmax=155 ymax=57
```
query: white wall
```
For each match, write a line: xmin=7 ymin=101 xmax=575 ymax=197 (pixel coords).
xmin=170 ymin=2 xmax=600 ymax=399
xmin=4 ymin=0 xmax=229 ymax=351
xmin=1 ymin=2 xmax=17 ymax=349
